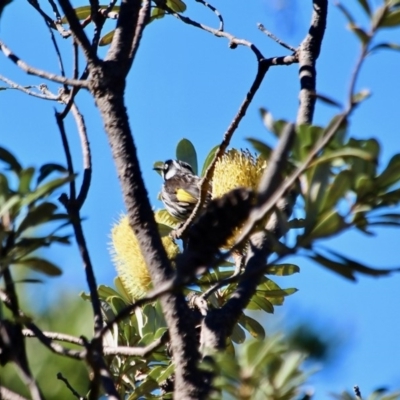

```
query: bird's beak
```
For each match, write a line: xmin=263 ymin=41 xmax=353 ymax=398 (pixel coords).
xmin=153 ymin=166 xmax=162 ymax=171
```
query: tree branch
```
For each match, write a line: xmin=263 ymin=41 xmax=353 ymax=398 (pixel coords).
xmin=297 ymin=0 xmax=328 ymax=124
xmin=0 ymin=40 xmax=88 ymax=88
xmin=0 ymin=386 xmax=29 ymax=400
xmin=58 ymin=0 xmax=98 ymax=65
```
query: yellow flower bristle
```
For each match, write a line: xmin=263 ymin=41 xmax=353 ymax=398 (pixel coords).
xmin=110 ymin=215 xmax=179 ymax=300
xmin=212 ymin=149 xmax=267 ymax=249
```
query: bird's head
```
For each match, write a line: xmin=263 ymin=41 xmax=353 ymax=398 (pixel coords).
xmin=154 ymin=159 xmax=194 ymax=181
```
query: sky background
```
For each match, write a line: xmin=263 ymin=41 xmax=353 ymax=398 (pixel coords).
xmin=1 ymin=0 xmax=400 ymax=398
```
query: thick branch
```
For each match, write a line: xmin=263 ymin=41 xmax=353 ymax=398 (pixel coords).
xmin=91 ymin=69 xmax=208 ymax=397
xmin=297 ymin=0 xmax=328 ymax=124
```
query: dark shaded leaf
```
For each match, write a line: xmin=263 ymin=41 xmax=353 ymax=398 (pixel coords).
xmin=201 ymin=145 xmax=219 ymax=177
xmin=357 ymin=0 xmax=371 ymax=16
xmin=15 ymin=257 xmax=62 ymax=276
xmin=248 ymin=295 xmax=274 ymax=313
xmin=376 ymin=154 xmax=400 ymax=190
xmin=324 ymin=248 xmax=400 ymax=277
xmin=231 ymin=323 xmax=246 ymax=344
xmin=313 ymin=92 xmax=342 ymax=108
xmin=348 ymin=23 xmax=370 ymax=45
xmin=309 ymin=252 xmax=356 ymax=281
xmin=37 ymin=163 xmax=67 ymax=185
xmin=238 ymin=314 xmax=265 ymax=340
xmin=16 ymin=202 xmax=58 ymax=235
xmin=381 ymin=8 xmax=400 ymax=26
xmin=22 ymin=175 xmax=74 ymax=207
xmin=176 ymin=138 xmax=198 ymax=175
xmin=267 ymin=264 xmax=300 ymax=276
xmin=370 ymin=42 xmax=400 ymax=52
xmin=336 ymin=3 xmax=355 ymax=24
xmin=0 ymin=147 xmax=22 ymax=173
xmin=247 ymin=138 xmax=272 ymax=159
xmin=306 ymin=210 xmax=347 ymax=241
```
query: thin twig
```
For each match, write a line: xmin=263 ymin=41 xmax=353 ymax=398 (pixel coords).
xmin=0 ymin=290 xmax=84 ymax=360
xmin=22 ymin=328 xmax=168 ymax=357
xmin=0 ymin=40 xmax=88 ymax=88
xmin=71 ymin=103 xmax=92 ymax=208
xmin=258 ymin=23 xmax=297 ymax=52
xmin=129 ymin=0 xmax=151 ymax=62
xmin=171 ymin=10 xmax=264 ymax=60
xmin=0 ymin=75 xmax=59 ymax=100
xmin=195 ymin=0 xmax=224 ymax=31
xmin=175 ymin=59 xmax=270 ymax=238
xmin=58 ymin=0 xmax=98 ymax=65
xmin=57 ymin=373 xmax=85 ymax=400
xmin=55 ymin=112 xmax=77 ymax=200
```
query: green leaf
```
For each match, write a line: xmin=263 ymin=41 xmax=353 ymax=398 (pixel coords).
xmin=238 ymin=314 xmax=265 ymax=340
xmin=0 ymin=147 xmax=22 ymax=173
xmin=109 ymin=296 xmax=128 ymax=315
xmin=157 ymin=363 xmax=175 ymax=383
xmin=336 ymin=3 xmax=355 ymax=24
xmin=266 ymin=264 xmax=300 ymax=276
xmin=320 ymin=170 xmax=353 ymax=212
xmin=348 ymin=23 xmax=371 ymax=45
xmin=310 ymin=148 xmax=374 ymax=169
xmin=166 ymin=0 xmax=186 ymax=13
xmin=16 ymin=202 xmax=58 ymax=235
xmin=61 ymin=5 xmax=90 ymax=23
xmin=381 ymin=8 xmax=400 ymax=26
xmin=37 ymin=163 xmax=67 ymax=185
xmin=201 ymin=145 xmax=219 ymax=177
xmin=18 ymin=167 xmax=35 ymax=194
xmin=150 ymin=7 xmax=166 ymax=22
xmin=246 ymin=138 xmax=272 ymax=159
xmin=260 ymin=108 xmax=287 ymax=138
xmin=0 ymin=195 xmax=21 ymax=218
xmin=128 ymin=376 xmax=159 ymax=399
xmin=372 ymin=4 xmax=389 ymax=29
xmin=305 ymin=210 xmax=347 ymax=241
xmin=352 ymin=89 xmax=371 ymax=104
xmin=248 ymin=295 xmax=274 ymax=313
xmin=357 ymin=0 xmax=371 ymax=16
xmin=22 ymin=175 xmax=74 ymax=208
xmin=176 ymin=138 xmax=198 ymax=175
xmin=99 ymin=30 xmax=115 ymax=46
xmin=376 ymin=154 xmax=400 ymax=190
xmin=114 ymin=277 xmax=132 ymax=303
xmin=15 ymin=257 xmax=62 ymax=276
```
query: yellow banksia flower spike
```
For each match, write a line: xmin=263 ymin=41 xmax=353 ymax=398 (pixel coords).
xmin=212 ymin=149 xmax=267 ymax=249
xmin=110 ymin=214 xmax=179 ymax=300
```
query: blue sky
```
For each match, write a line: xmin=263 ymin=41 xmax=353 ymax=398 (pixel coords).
xmin=1 ymin=0 xmax=400 ymax=398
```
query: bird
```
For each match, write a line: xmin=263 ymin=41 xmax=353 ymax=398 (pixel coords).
xmin=154 ymin=159 xmax=208 ymax=222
